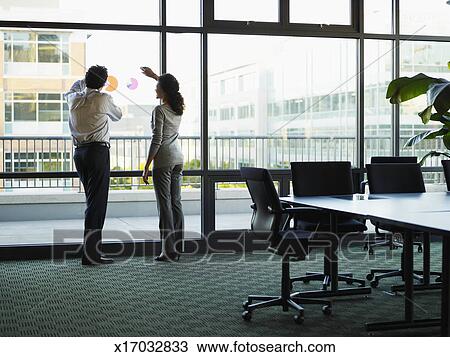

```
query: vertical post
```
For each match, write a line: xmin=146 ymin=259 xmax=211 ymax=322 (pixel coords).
xmin=160 ymin=0 xmax=167 ymax=74
xmin=393 ymin=0 xmax=400 ymax=156
xmin=403 ymin=230 xmax=414 ymax=322
xmin=441 ymin=235 xmax=450 ymax=336
xmin=279 ymin=0 xmax=289 ymax=29
xmin=422 ymin=232 xmax=431 ymax=285
xmin=329 ymin=211 xmax=339 ymax=292
xmin=356 ymin=0 xmax=365 ymax=169
xmin=201 ymin=0 xmax=213 ymax=235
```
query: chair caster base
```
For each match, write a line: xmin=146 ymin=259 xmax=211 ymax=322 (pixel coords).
xmin=294 ymin=312 xmax=305 ymax=325
xmin=322 ymin=305 xmax=332 ymax=316
xmin=242 ymin=311 xmax=252 ymax=322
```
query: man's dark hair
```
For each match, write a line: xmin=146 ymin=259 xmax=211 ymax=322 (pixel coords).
xmin=85 ymin=65 xmax=108 ymax=89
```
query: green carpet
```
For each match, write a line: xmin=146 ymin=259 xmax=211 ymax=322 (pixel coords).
xmin=0 ymin=244 xmax=443 ymax=337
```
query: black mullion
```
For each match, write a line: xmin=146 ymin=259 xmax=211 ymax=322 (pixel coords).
xmin=0 ymin=21 xmax=162 ymax=32
xmin=201 ymin=0 xmax=212 ymax=234
xmin=357 ymin=0 xmax=364 ymax=169
xmin=160 ymin=0 xmax=167 ymax=74
xmin=280 ymin=0 xmax=289 ymax=29
xmin=393 ymin=0 xmax=401 ymax=156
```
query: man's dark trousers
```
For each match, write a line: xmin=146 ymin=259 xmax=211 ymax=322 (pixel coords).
xmin=74 ymin=144 xmax=110 ymax=263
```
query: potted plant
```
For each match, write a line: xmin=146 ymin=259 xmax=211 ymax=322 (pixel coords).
xmin=386 ymin=71 xmax=450 ymax=165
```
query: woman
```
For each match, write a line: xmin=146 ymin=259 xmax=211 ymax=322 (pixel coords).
xmin=141 ymin=67 xmax=185 ymax=262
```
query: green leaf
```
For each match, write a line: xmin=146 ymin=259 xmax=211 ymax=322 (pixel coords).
xmin=428 ymin=81 xmax=450 ymax=114
xmin=428 ymin=112 xmax=450 ymax=127
xmin=418 ymin=150 xmax=450 ymax=166
xmin=386 ymin=73 xmax=442 ymax=104
xmin=419 ymin=105 xmax=432 ymax=124
xmin=404 ymin=127 xmax=448 ymax=147
xmin=444 ymin=133 xmax=450 ymax=150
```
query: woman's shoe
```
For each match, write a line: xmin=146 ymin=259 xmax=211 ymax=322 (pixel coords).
xmin=154 ymin=253 xmax=180 ymax=262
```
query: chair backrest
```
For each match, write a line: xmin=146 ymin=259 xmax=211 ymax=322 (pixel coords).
xmin=290 ymin=161 xmax=354 ymax=196
xmin=442 ymin=160 xmax=450 ymax=192
xmin=371 ymin=156 xmax=417 ymax=164
xmin=366 ymin=163 xmax=425 ymax=194
xmin=240 ymin=167 xmax=283 ymax=232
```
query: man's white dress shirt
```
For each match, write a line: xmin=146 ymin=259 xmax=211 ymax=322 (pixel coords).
xmin=64 ymin=79 xmax=122 ymax=145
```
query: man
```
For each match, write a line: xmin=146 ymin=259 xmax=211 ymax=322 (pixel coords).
xmin=64 ymin=65 xmax=122 ymax=265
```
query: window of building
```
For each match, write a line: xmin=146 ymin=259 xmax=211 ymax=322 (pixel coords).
xmin=290 ymin=0 xmax=351 ymax=25
xmin=5 ymin=92 xmax=69 ymax=123
xmin=400 ymin=0 xmax=450 ymax=36
xmin=4 ymin=31 xmax=69 ymax=64
xmin=209 ymin=34 xmax=357 ymax=169
xmin=364 ymin=40 xmax=393 ymax=163
xmin=237 ymin=104 xmax=255 ymax=119
xmin=364 ymin=0 xmax=392 ymax=33
xmin=400 ymin=41 xmax=450 ymax=163
xmin=167 ymin=0 xmax=201 ymax=26
xmin=214 ymin=0 xmax=279 ymax=22
xmin=0 ymin=0 xmax=159 ymax=25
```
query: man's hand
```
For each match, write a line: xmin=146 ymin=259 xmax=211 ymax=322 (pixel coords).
xmin=140 ymin=67 xmax=159 ymax=80
xmin=142 ymin=166 xmax=151 ymax=185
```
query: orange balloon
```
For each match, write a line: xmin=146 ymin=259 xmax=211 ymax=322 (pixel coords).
xmin=105 ymin=75 xmax=118 ymax=92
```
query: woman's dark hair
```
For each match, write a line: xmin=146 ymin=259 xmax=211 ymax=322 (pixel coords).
xmin=85 ymin=65 xmax=108 ymax=89
xmin=158 ymin=73 xmax=185 ymax=115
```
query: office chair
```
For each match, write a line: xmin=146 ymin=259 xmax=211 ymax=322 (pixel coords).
xmin=365 ymin=163 xmax=441 ymax=288
xmin=361 ymin=156 xmax=421 ymax=255
xmin=240 ymin=167 xmax=332 ymax=324
xmin=289 ymin=161 xmax=367 ymax=289
xmin=442 ymin=160 xmax=450 ymax=191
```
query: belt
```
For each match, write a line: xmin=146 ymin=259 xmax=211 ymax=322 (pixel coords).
xmin=75 ymin=141 xmax=110 ymax=149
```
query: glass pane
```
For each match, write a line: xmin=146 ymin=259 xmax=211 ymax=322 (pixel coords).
xmin=12 ymin=32 xmax=36 ymax=41
xmin=400 ymin=0 xmax=450 ymax=36
xmin=364 ymin=0 xmax=392 ymax=33
xmin=63 ymin=103 xmax=69 ymax=122
xmin=215 ymin=182 xmax=252 ymax=230
xmin=4 ymin=42 xmax=12 ymax=62
xmin=13 ymin=42 xmax=36 ymax=62
xmin=167 ymin=0 xmax=201 ymax=26
xmin=39 ymin=103 xmax=61 ymax=122
xmin=400 ymin=41 xmax=450 ymax=166
xmin=14 ymin=93 xmax=36 ymax=100
xmin=364 ymin=40 xmax=393 ymax=163
xmin=1 ymin=28 xmax=159 ymax=140
xmin=167 ymin=33 xmax=201 ymax=169
xmin=5 ymin=102 xmax=12 ymax=122
xmin=290 ymin=0 xmax=351 ymax=25
xmin=39 ymin=93 xmax=61 ymax=101
xmin=14 ymin=103 xmax=37 ymax=121
xmin=209 ymin=35 xmax=357 ymax=169
xmin=84 ymin=31 xmax=160 ymax=138
xmin=38 ymin=34 xmax=60 ymax=42
xmin=214 ymin=0 xmax=279 ymax=22
xmin=0 ymin=0 xmax=159 ymax=25
xmin=38 ymin=43 xmax=60 ymax=63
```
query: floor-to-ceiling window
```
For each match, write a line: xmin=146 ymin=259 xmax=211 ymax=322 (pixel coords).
xmin=0 ymin=0 xmax=449 ymax=246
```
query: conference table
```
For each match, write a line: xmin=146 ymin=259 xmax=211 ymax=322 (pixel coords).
xmin=280 ymin=192 xmax=450 ymax=336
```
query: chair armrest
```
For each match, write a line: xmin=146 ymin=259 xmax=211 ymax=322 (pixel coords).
xmin=360 ymin=179 xmax=368 ymax=194
xmin=282 ymin=206 xmax=323 ymax=214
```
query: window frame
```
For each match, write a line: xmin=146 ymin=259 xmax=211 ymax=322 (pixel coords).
xmin=0 ymin=0 xmax=450 ymax=240
xmin=205 ymin=0 xmax=361 ymax=35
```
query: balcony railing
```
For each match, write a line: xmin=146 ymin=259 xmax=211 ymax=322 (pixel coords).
xmin=0 ymin=135 xmax=446 ymax=189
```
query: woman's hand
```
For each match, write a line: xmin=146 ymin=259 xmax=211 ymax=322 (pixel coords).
xmin=140 ymin=67 xmax=159 ymax=80
xmin=142 ymin=166 xmax=151 ymax=185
